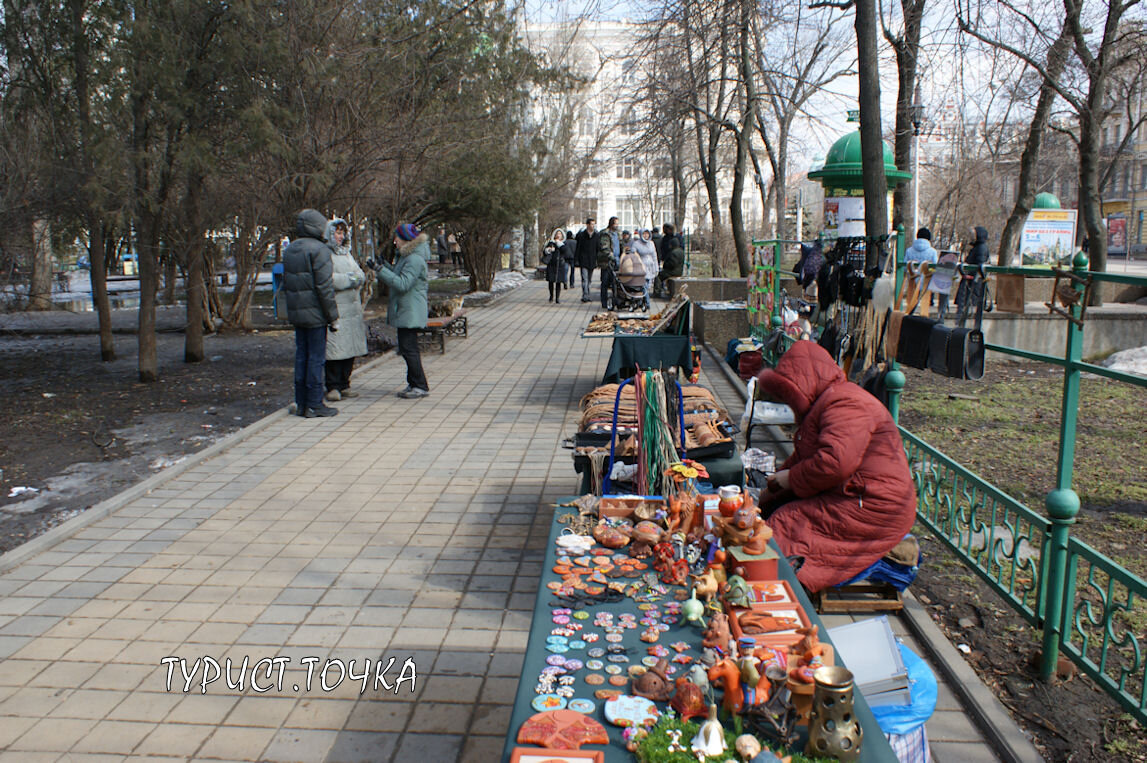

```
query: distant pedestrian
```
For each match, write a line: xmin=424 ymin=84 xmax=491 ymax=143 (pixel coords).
xmin=564 ymin=230 xmax=576 ymax=288
xmin=283 ymin=209 xmax=340 ymax=418
xmin=956 ymin=225 xmax=990 ymax=325
xmin=435 ymin=225 xmax=450 ymax=268
xmin=448 ymin=231 xmax=462 ymax=269
xmin=574 ymin=217 xmax=598 ymax=303
xmin=542 ymin=229 xmax=571 ymax=303
xmin=597 ymin=216 xmax=621 ymax=308
xmin=376 ymin=223 xmax=431 ymax=399
xmin=651 ymin=224 xmax=663 ymax=258
xmin=323 ymin=218 xmax=367 ymax=402
xmin=633 ymin=229 xmax=659 ymax=297
xmin=903 ymin=227 xmax=938 ymax=313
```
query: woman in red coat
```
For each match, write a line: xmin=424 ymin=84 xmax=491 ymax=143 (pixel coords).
xmin=756 ymin=341 xmax=916 ymax=592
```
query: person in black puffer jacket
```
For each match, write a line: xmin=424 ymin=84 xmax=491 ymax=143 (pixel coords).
xmin=955 ymin=225 xmax=989 ymax=325
xmin=283 ymin=209 xmax=340 ymax=418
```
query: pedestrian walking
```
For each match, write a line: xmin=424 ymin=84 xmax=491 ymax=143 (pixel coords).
xmin=542 ymin=229 xmax=571 ymax=303
xmin=448 ymin=231 xmax=463 ymax=270
xmin=376 ymin=223 xmax=431 ymax=399
xmin=435 ymin=225 xmax=450 ymax=268
xmin=283 ymin=209 xmax=340 ymax=418
xmin=323 ymin=218 xmax=367 ymax=402
xmin=597 ymin=216 xmax=621 ymax=308
xmin=574 ymin=218 xmax=598 ymax=302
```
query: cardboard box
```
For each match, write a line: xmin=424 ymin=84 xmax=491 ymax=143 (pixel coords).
xmin=726 ymin=544 xmax=780 ymax=581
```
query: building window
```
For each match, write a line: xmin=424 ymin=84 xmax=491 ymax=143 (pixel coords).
xmin=1140 ymin=163 xmax=1147 ymax=190
xmin=616 ymin=157 xmax=638 ymax=179
xmin=579 ymin=107 xmax=595 ymax=138
xmin=1123 ymin=165 xmax=1131 ymax=196
xmin=619 ymin=197 xmax=643 ymax=230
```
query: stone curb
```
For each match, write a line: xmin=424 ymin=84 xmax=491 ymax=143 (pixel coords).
xmin=899 ymin=591 xmax=1045 ymax=763
xmin=0 ymin=350 xmax=395 ymax=573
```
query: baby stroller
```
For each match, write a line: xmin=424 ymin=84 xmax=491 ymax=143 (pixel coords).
xmin=602 ymin=252 xmax=650 ymax=312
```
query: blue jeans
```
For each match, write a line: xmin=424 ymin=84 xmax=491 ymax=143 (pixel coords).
xmin=294 ymin=326 xmax=328 ymax=411
xmin=580 ymin=267 xmax=593 ymax=300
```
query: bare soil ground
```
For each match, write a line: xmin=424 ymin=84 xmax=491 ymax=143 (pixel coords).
xmin=898 ymin=361 xmax=1147 ymax=763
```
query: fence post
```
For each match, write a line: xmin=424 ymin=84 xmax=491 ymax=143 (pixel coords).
xmin=1039 ymin=249 xmax=1088 ymax=681
xmin=772 ymin=240 xmax=783 ymax=325
xmin=885 ymin=369 xmax=906 ymax=425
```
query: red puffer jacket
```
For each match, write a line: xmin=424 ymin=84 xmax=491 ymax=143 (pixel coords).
xmin=756 ymin=341 xmax=916 ymax=592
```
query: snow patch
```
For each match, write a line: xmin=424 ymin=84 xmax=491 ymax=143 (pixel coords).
xmin=1102 ymin=345 xmax=1147 ymax=377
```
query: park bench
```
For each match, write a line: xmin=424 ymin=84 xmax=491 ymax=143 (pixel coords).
xmin=416 ymin=309 xmax=469 ymax=354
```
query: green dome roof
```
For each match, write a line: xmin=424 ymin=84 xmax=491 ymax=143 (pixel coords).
xmin=1033 ymin=192 xmax=1061 ymax=209
xmin=807 ymin=130 xmax=912 ymax=191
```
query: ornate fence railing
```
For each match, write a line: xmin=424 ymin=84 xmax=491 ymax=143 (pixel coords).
xmin=882 ymin=240 xmax=1147 ymax=725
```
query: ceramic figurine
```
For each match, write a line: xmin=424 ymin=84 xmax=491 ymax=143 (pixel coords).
xmin=707 ymin=657 xmax=745 ymax=714
xmin=702 ymin=610 xmax=732 ymax=651
xmin=718 ymin=484 xmax=744 ymax=517
xmin=631 ymin=659 xmax=673 ymax=702
xmin=722 ymin=571 xmax=752 ymax=609
xmin=735 ymin=734 xmax=763 ymax=761
xmin=593 ymin=521 xmax=630 ymax=549
xmin=628 ymin=520 xmax=663 ymax=558
xmin=700 ymin=647 xmax=720 ymax=667
xmin=712 ymin=502 xmax=773 ymax=555
xmin=680 ymin=590 xmax=707 ymax=629
xmin=691 ymin=704 xmax=728 ymax=758
xmin=670 ymin=676 xmax=707 ymax=722
xmin=691 ymin=568 xmax=720 ymax=603
xmin=686 ymin=663 xmax=711 ymax=695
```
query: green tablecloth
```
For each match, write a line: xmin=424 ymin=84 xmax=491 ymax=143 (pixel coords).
xmin=501 ymin=503 xmax=900 ymax=762
xmin=602 ymin=335 xmax=693 ymax=384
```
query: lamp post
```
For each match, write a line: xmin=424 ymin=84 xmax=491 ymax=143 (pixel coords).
xmin=909 ymin=85 xmax=925 ymax=239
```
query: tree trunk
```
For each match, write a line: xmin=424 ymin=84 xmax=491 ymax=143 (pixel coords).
xmin=136 ymin=215 xmax=160 ymax=382
xmin=997 ymin=24 xmax=1072 ymax=266
xmin=729 ymin=0 xmax=754 ymax=277
xmin=854 ymin=0 xmax=888 ymax=270
xmin=162 ymin=245 xmax=176 ymax=304
xmin=90 ymin=221 xmax=115 ymax=361
xmin=29 ymin=219 xmax=54 ymax=310
xmin=1078 ymin=112 xmax=1105 ymax=302
xmin=185 ymin=240 xmax=205 ymax=362
xmin=887 ymin=1 xmax=924 ymax=232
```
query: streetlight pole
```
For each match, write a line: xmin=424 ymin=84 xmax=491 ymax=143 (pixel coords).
xmin=910 ymin=84 xmax=925 ymax=240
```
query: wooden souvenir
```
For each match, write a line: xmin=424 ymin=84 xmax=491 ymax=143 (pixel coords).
xmin=725 ymin=543 xmax=780 ymax=580
xmin=726 ymin=601 xmax=813 ymax=649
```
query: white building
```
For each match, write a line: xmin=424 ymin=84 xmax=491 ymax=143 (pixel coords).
xmin=521 ymin=19 xmax=763 ymax=235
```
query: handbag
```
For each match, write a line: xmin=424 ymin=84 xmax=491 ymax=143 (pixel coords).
xmin=894 ymin=278 xmax=936 ymax=370
xmin=928 ymin=323 xmax=952 ymax=376
xmin=944 ymin=275 xmax=988 ymax=379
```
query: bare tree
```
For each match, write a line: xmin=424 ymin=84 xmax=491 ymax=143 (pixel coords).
xmin=882 ymin=0 xmax=928 ymax=231
xmin=958 ymin=0 xmax=1147 ymax=302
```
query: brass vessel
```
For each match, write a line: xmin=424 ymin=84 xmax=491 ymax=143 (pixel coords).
xmin=805 ymin=666 xmax=863 ymax=761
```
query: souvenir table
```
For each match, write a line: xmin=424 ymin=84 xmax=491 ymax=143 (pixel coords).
xmin=601 ymin=335 xmax=694 ymax=385
xmin=501 ymin=501 xmax=899 ymax=762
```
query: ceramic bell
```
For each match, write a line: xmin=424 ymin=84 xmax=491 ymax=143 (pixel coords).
xmin=691 ymin=703 xmax=727 ymax=758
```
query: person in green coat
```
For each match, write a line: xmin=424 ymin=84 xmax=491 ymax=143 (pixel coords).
xmin=376 ymin=223 xmax=430 ymax=398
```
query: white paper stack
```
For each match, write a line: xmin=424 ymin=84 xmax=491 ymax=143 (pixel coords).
xmin=828 ymin=616 xmax=910 ymax=707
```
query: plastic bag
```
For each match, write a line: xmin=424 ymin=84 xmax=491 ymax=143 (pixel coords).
xmin=869 ymin=643 xmax=938 ymax=735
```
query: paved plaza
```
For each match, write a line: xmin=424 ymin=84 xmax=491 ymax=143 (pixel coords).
xmin=0 ymin=280 xmax=1025 ymax=761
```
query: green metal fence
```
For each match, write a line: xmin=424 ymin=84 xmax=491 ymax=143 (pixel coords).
xmin=883 ymin=240 xmax=1147 ymax=724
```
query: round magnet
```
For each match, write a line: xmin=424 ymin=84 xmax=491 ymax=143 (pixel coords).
xmin=585 ymin=659 xmax=604 ymax=671
xmin=531 ymin=694 xmax=567 ymax=712
xmin=584 ymin=673 xmax=605 ymax=686
xmin=563 ymin=659 xmax=583 ymax=671
xmin=545 ymin=654 xmax=566 ymax=665
xmin=573 ymin=610 xmax=590 ymax=620
xmin=568 ymin=698 xmax=596 ymax=714
xmin=605 ymin=664 xmax=622 ymax=675
xmin=569 ymin=640 xmax=587 ymax=650
xmin=546 ymin=644 xmax=568 ymax=654
xmin=608 ymin=674 xmax=629 ymax=686
xmin=587 ymin=647 xmax=605 ymax=658
xmin=546 ymin=636 xmax=568 ymax=645
xmin=641 ymin=655 xmax=659 ymax=667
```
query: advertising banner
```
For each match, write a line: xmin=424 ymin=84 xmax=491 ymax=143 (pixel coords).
xmin=1020 ymin=209 xmax=1077 ymax=266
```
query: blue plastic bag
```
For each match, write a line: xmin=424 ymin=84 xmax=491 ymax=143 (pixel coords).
xmin=869 ymin=642 xmax=938 ymax=735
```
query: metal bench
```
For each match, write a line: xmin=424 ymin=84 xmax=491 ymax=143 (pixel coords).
xmin=416 ymin=309 xmax=469 ymax=354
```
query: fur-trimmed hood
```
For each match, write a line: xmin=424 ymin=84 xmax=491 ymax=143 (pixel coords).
xmin=397 ymin=232 xmax=430 ymax=256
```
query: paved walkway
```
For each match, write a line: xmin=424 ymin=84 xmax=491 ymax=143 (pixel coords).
xmin=0 ymin=280 xmax=1020 ymax=762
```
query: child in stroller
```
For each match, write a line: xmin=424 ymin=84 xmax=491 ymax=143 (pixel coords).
xmin=602 ymin=245 xmax=650 ymax=311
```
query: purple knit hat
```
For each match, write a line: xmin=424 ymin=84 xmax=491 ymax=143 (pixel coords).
xmin=395 ymin=223 xmax=421 ymax=241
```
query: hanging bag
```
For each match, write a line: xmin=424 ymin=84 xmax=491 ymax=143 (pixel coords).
xmin=944 ymin=271 xmax=988 ymax=379
xmin=895 ymin=275 xmax=938 ymax=370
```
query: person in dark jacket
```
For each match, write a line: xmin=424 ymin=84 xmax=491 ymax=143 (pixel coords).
xmin=574 ymin=218 xmax=598 ymax=303
xmin=955 ymin=225 xmax=990 ymax=325
xmin=658 ymin=223 xmax=680 ymax=264
xmin=542 ymin=229 xmax=571 ymax=303
xmin=283 ymin=209 xmax=340 ymax=418
xmin=655 ymin=232 xmax=685 ymax=297
xmin=564 ymin=230 xmax=576 ymax=288
xmin=597 ymin=216 xmax=621 ymax=308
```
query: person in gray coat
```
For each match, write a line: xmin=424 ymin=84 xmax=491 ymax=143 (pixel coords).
xmin=283 ymin=209 xmax=340 ymax=417
xmin=323 ymin=219 xmax=368 ymax=401
xmin=376 ymin=223 xmax=430 ymax=398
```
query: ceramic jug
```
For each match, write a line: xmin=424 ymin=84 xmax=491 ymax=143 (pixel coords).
xmin=717 ymin=484 xmax=743 ymax=517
